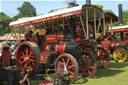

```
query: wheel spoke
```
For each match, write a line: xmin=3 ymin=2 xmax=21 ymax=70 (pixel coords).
xmin=29 ymin=65 xmax=33 ymax=70
xmin=62 ymin=58 xmax=66 ymax=64
xmin=68 ymin=71 xmax=74 ymax=75
xmin=68 ymin=65 xmax=75 ymax=69
xmin=30 ymin=56 xmax=34 ymax=58
xmin=24 ymin=63 xmax=28 ymax=68
xmin=22 ymin=52 xmax=25 ymax=57
xmin=89 ymin=66 xmax=94 ymax=69
xmin=29 ymin=51 xmax=33 ymax=57
xmin=29 ymin=59 xmax=35 ymax=62
xmin=19 ymin=60 xmax=24 ymax=64
xmin=25 ymin=47 xmax=29 ymax=56
xmin=66 ymin=58 xmax=70 ymax=66
xmin=97 ymin=50 xmax=100 ymax=56
xmin=88 ymin=69 xmax=91 ymax=74
xmin=20 ymin=56 xmax=25 ymax=59
xmin=32 ymin=62 xmax=35 ymax=66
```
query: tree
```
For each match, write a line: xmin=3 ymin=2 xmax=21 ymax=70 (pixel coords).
xmin=123 ymin=10 xmax=128 ymax=25
xmin=113 ymin=10 xmax=128 ymax=26
xmin=12 ymin=1 xmax=37 ymax=20
xmin=96 ymin=4 xmax=114 ymax=13
xmin=0 ymin=12 xmax=12 ymax=36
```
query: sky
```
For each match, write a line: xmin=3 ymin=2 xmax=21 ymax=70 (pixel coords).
xmin=0 ymin=0 xmax=128 ymax=17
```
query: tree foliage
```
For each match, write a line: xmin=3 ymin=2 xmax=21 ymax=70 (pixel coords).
xmin=95 ymin=4 xmax=104 ymax=9
xmin=0 ymin=12 xmax=12 ymax=36
xmin=104 ymin=10 xmax=114 ymax=13
xmin=11 ymin=1 xmax=37 ymax=33
xmin=12 ymin=1 xmax=37 ymax=21
xmin=113 ymin=10 xmax=128 ymax=26
xmin=123 ymin=10 xmax=128 ymax=25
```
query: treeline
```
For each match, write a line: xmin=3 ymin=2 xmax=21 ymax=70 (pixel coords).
xmin=0 ymin=2 xmax=128 ymax=36
xmin=0 ymin=2 xmax=36 ymax=36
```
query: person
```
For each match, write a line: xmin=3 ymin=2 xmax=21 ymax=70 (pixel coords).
xmin=0 ymin=51 xmax=14 ymax=85
xmin=13 ymin=67 xmax=30 ymax=85
xmin=25 ymin=31 xmax=33 ymax=41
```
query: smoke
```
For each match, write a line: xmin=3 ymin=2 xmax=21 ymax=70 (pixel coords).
xmin=65 ymin=0 xmax=76 ymax=4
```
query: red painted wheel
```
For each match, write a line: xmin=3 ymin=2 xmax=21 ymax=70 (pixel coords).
xmin=79 ymin=52 xmax=97 ymax=77
xmin=96 ymin=47 xmax=109 ymax=68
xmin=16 ymin=41 xmax=40 ymax=76
xmin=55 ymin=53 xmax=79 ymax=83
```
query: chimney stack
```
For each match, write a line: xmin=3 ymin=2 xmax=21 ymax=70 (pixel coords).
xmin=118 ymin=4 xmax=123 ymax=26
xmin=86 ymin=0 xmax=91 ymax=5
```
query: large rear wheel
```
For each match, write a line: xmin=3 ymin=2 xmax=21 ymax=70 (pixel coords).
xmin=79 ymin=52 xmax=97 ymax=77
xmin=55 ymin=53 xmax=79 ymax=83
xmin=96 ymin=47 xmax=109 ymax=68
xmin=16 ymin=41 xmax=40 ymax=76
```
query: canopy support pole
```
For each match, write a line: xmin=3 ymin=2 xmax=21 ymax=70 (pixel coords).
xmin=94 ymin=9 xmax=96 ymax=39
xmin=80 ymin=15 xmax=86 ymax=38
xmin=103 ymin=18 xmax=106 ymax=35
xmin=62 ymin=18 xmax=65 ymax=30
xmin=86 ymin=7 xmax=89 ymax=39
xmin=110 ymin=19 xmax=113 ymax=35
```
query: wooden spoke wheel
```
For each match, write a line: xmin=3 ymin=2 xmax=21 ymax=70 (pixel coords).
xmin=55 ymin=53 xmax=79 ymax=83
xmin=113 ymin=47 xmax=128 ymax=62
xmin=16 ymin=41 xmax=40 ymax=76
xmin=79 ymin=52 xmax=97 ymax=77
xmin=96 ymin=47 xmax=109 ymax=68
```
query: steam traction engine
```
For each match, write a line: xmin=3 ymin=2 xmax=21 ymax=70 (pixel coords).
xmin=9 ymin=4 xmax=109 ymax=83
xmin=98 ymin=11 xmax=128 ymax=62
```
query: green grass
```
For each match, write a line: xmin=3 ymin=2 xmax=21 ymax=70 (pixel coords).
xmin=72 ymin=60 xmax=128 ymax=85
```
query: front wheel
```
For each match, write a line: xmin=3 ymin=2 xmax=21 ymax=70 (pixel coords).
xmin=55 ymin=53 xmax=79 ymax=83
xmin=113 ymin=46 xmax=128 ymax=62
xmin=16 ymin=41 xmax=40 ymax=76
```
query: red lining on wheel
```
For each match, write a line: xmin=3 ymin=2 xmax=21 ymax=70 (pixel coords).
xmin=79 ymin=54 xmax=95 ymax=77
xmin=56 ymin=55 xmax=76 ymax=82
xmin=16 ymin=43 xmax=35 ymax=74
xmin=97 ymin=48 xmax=109 ymax=68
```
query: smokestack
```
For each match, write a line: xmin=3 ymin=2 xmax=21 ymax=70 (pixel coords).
xmin=86 ymin=0 xmax=91 ymax=5
xmin=118 ymin=4 xmax=123 ymax=26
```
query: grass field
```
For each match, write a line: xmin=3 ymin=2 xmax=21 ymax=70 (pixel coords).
xmin=72 ymin=60 xmax=128 ymax=85
xmin=30 ymin=58 xmax=128 ymax=85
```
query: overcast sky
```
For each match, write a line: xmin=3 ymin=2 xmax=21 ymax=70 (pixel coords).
xmin=0 ymin=0 xmax=128 ymax=17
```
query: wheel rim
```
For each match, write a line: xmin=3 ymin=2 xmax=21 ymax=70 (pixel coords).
xmin=113 ymin=48 xmax=127 ymax=62
xmin=96 ymin=48 xmax=109 ymax=68
xmin=79 ymin=52 xmax=96 ymax=77
xmin=56 ymin=55 xmax=77 ymax=83
xmin=17 ymin=44 xmax=35 ymax=74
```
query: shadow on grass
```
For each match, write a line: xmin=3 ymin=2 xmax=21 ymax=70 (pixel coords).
xmin=93 ymin=68 xmax=124 ymax=78
xmin=92 ymin=60 xmax=128 ymax=78
xmin=72 ymin=76 xmax=88 ymax=85
xmin=107 ymin=60 xmax=128 ymax=68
